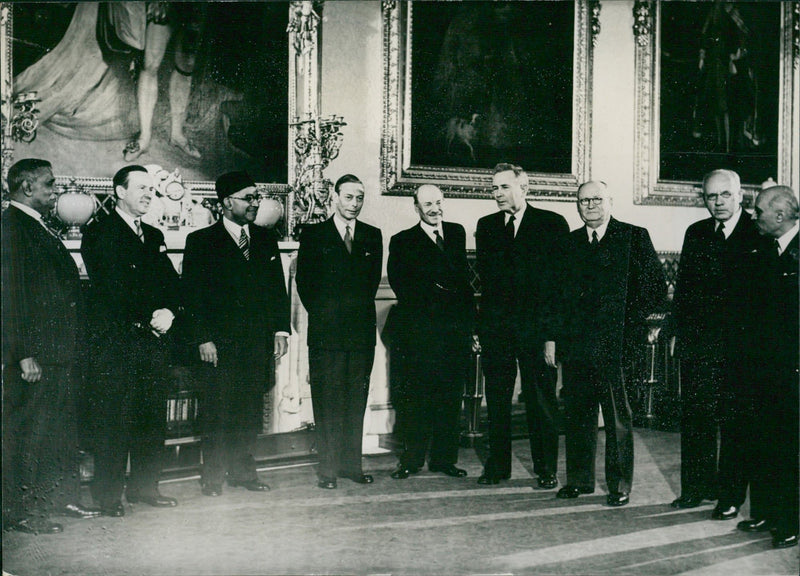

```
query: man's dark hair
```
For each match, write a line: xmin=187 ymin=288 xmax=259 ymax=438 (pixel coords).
xmin=112 ymin=165 xmax=148 ymax=197
xmin=492 ymin=163 xmax=525 ymax=177
xmin=334 ymin=174 xmax=362 ymax=194
xmin=7 ymin=158 xmax=52 ymax=196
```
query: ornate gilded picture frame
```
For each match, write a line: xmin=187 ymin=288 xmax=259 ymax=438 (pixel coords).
xmin=381 ymin=0 xmax=597 ymax=199
xmin=633 ymin=1 xmax=800 ymax=206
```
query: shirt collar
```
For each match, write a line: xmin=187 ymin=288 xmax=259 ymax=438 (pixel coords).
xmin=586 ymin=219 xmax=610 ymax=242
xmin=777 ymin=223 xmax=799 ymax=255
xmin=222 ymin=215 xmax=249 ymax=242
xmin=332 ymin=214 xmax=356 ymax=239
xmin=716 ymin=207 xmax=742 ymax=238
xmin=9 ymin=200 xmax=45 ymax=224
xmin=115 ymin=206 xmax=141 ymax=233
xmin=419 ymin=220 xmax=443 ymax=242
xmin=504 ymin=202 xmax=527 ymax=225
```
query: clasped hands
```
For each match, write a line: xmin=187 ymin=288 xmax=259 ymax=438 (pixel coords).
xmin=149 ymin=308 xmax=175 ymax=336
xmin=199 ymin=335 xmax=289 ymax=368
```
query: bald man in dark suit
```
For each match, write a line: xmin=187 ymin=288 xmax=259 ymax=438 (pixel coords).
xmin=388 ymin=184 xmax=475 ymax=480
xmin=546 ymin=181 xmax=665 ymax=507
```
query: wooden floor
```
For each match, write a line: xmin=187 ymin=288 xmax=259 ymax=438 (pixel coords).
xmin=3 ymin=428 xmax=798 ymax=576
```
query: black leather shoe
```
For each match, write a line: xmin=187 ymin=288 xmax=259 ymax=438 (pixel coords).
xmin=711 ymin=504 xmax=738 ymax=520
xmin=477 ymin=471 xmax=510 ymax=485
xmin=429 ymin=464 xmax=467 ymax=478
xmin=201 ymin=483 xmax=223 ymax=497
xmin=671 ymin=494 xmax=704 ymax=509
xmin=607 ymin=491 xmax=630 ymax=507
xmin=317 ymin=478 xmax=337 ymax=489
xmin=59 ymin=503 xmax=101 ymax=519
xmin=390 ymin=465 xmax=419 ymax=480
xmin=772 ymin=533 xmax=798 ymax=549
xmin=126 ymin=493 xmax=178 ymax=508
xmin=556 ymin=485 xmax=594 ymax=499
xmin=737 ymin=518 xmax=772 ymax=533
xmin=341 ymin=473 xmax=373 ymax=484
xmin=227 ymin=478 xmax=270 ymax=492
xmin=6 ymin=517 xmax=64 ymax=534
xmin=536 ymin=475 xmax=558 ymax=490
xmin=100 ymin=503 xmax=125 ymax=517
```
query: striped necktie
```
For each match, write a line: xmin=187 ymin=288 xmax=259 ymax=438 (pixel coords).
xmin=239 ymin=228 xmax=250 ymax=260
xmin=134 ymin=219 xmax=144 ymax=243
xmin=344 ymin=225 xmax=353 ymax=254
xmin=434 ymin=229 xmax=445 ymax=251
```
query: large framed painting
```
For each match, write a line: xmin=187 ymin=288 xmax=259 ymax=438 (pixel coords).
xmin=633 ymin=1 xmax=800 ymax=205
xmin=381 ymin=0 xmax=597 ymax=199
xmin=2 ymin=1 xmax=295 ymax=195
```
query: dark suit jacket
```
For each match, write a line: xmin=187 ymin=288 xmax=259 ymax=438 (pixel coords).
xmin=2 ymin=205 xmax=83 ymax=368
xmin=296 ymin=218 xmax=382 ymax=350
xmin=475 ymin=203 xmax=569 ymax=351
xmin=550 ymin=217 xmax=666 ymax=365
xmin=182 ymin=220 xmax=290 ymax=356
xmin=387 ymin=221 xmax=474 ymax=354
xmin=672 ymin=213 xmax=767 ymax=359
xmin=81 ymin=210 xmax=181 ymax=367
xmin=733 ymin=232 xmax=799 ymax=386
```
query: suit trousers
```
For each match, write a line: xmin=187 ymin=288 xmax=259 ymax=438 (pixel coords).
xmin=482 ymin=347 xmax=560 ymax=478
xmin=716 ymin=386 xmax=758 ymax=511
xmin=308 ymin=348 xmax=374 ymax=480
xmin=90 ymin=334 xmax=170 ymax=506
xmin=396 ymin=347 xmax=469 ymax=469
xmin=678 ymin=358 xmax=723 ymax=498
xmin=196 ymin=353 xmax=268 ymax=486
xmin=2 ymin=365 xmax=82 ymax=521
xmin=562 ymin=361 xmax=634 ymax=494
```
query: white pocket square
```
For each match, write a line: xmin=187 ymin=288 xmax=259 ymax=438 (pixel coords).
xmin=159 ymin=245 xmax=167 ymax=252
xmin=270 ymin=255 xmax=277 ymax=261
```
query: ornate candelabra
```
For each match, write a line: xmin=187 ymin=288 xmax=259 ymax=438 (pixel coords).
xmin=290 ymin=112 xmax=346 ymax=233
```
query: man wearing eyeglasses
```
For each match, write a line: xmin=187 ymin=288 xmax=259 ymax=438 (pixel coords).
xmin=670 ymin=169 xmax=767 ymax=521
xmin=182 ymin=171 xmax=290 ymax=497
xmin=475 ymin=163 xmax=569 ymax=488
xmin=544 ymin=180 xmax=665 ymax=507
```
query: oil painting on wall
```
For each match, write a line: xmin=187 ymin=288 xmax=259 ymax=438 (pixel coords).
xmin=9 ymin=2 xmax=289 ymax=183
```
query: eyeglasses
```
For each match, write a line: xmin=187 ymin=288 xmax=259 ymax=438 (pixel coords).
xmin=228 ymin=194 xmax=261 ymax=204
xmin=578 ymin=197 xmax=604 ymax=207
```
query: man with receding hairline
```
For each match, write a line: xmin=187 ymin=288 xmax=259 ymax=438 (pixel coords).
xmin=670 ymin=168 xmax=766 ymax=517
xmin=81 ymin=165 xmax=182 ymax=516
xmin=732 ymin=185 xmax=799 ymax=548
xmin=387 ymin=184 xmax=475 ymax=480
xmin=545 ymin=180 xmax=665 ymax=507
xmin=2 ymin=158 xmax=101 ymax=534
xmin=475 ymin=163 xmax=569 ymax=488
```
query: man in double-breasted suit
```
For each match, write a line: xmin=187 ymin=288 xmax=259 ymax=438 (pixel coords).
xmin=81 ymin=165 xmax=182 ymax=516
xmin=182 ymin=171 xmax=290 ymax=497
xmin=387 ymin=185 xmax=475 ymax=480
xmin=670 ymin=169 xmax=767 ymax=513
xmin=733 ymin=185 xmax=799 ymax=549
xmin=546 ymin=181 xmax=665 ymax=507
xmin=2 ymin=159 xmax=101 ymax=534
xmin=296 ymin=174 xmax=383 ymax=489
xmin=475 ymin=163 xmax=569 ymax=488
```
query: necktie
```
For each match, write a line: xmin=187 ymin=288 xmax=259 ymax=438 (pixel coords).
xmin=774 ymin=239 xmax=781 ymax=257
xmin=714 ymin=222 xmax=726 ymax=242
xmin=344 ymin=225 xmax=353 ymax=254
xmin=239 ymin=228 xmax=250 ymax=260
xmin=505 ymin=215 xmax=516 ymax=242
xmin=434 ymin=229 xmax=445 ymax=251
xmin=134 ymin=219 xmax=144 ymax=243
xmin=591 ymin=230 xmax=599 ymax=246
